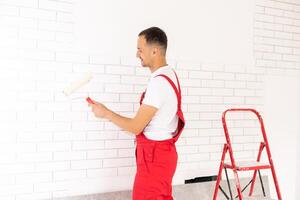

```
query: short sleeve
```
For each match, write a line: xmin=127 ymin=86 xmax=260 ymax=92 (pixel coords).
xmin=142 ymin=77 xmax=167 ymax=109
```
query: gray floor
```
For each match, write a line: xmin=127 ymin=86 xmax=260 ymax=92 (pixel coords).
xmin=55 ymin=176 xmax=273 ymax=200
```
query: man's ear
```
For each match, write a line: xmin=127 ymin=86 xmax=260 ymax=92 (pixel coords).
xmin=152 ymin=47 xmax=159 ymax=56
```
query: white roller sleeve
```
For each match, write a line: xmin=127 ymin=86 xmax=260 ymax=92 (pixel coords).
xmin=63 ymin=74 xmax=93 ymax=96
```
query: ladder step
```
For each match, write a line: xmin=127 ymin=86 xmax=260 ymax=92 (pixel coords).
xmin=243 ymin=197 xmax=276 ymax=200
xmin=224 ymin=161 xmax=271 ymax=171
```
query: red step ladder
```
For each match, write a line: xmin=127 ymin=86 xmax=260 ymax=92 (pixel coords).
xmin=212 ymin=108 xmax=282 ymax=200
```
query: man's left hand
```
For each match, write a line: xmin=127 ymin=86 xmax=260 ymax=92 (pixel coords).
xmin=88 ymin=101 xmax=109 ymax=118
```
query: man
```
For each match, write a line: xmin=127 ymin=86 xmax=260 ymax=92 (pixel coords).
xmin=88 ymin=27 xmax=185 ymax=200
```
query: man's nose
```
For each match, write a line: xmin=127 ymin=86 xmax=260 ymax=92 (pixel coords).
xmin=136 ymin=51 xmax=139 ymax=58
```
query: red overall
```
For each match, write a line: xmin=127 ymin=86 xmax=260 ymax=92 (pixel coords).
xmin=132 ymin=71 xmax=185 ymax=200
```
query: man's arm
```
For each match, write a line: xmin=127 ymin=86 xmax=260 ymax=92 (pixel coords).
xmin=89 ymin=102 xmax=157 ymax=135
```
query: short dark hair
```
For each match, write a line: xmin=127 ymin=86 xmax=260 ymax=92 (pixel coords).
xmin=138 ymin=27 xmax=168 ymax=54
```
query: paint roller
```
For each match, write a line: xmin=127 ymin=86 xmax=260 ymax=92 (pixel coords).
xmin=63 ymin=73 xmax=95 ymax=104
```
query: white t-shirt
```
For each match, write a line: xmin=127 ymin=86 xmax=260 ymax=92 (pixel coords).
xmin=142 ymin=65 xmax=179 ymax=141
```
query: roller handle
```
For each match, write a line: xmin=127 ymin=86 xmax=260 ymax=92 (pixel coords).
xmin=86 ymin=97 xmax=95 ymax=104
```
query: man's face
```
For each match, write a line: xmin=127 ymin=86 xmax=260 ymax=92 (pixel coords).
xmin=136 ymin=36 xmax=153 ymax=67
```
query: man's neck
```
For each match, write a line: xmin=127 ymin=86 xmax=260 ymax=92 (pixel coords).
xmin=149 ymin=59 xmax=167 ymax=73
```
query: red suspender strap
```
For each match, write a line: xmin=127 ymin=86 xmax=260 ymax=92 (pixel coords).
xmin=172 ymin=70 xmax=181 ymax=96
xmin=154 ymin=72 xmax=181 ymax=110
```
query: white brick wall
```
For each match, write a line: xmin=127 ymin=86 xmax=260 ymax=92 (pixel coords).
xmin=254 ymin=0 xmax=300 ymax=72
xmin=0 ymin=0 xmax=299 ymax=199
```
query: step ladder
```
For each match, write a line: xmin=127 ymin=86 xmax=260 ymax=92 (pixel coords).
xmin=212 ymin=108 xmax=282 ymax=200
